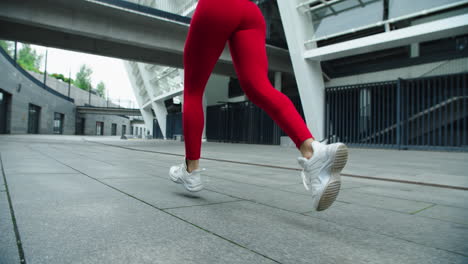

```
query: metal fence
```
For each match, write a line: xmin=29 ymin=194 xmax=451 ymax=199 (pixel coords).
xmin=166 ymin=112 xmax=183 ymax=139
xmin=206 ymin=97 xmax=305 ymax=145
xmin=325 ymin=73 xmax=468 ymax=151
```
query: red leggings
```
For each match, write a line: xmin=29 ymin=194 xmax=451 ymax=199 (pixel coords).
xmin=183 ymin=0 xmax=313 ymax=160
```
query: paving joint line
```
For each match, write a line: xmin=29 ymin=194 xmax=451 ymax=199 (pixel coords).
xmin=30 ymin=147 xmax=283 ymax=264
xmin=161 ymin=199 xmax=245 ymax=211
xmin=86 ymin=140 xmax=468 ymax=191
xmin=410 ymin=204 xmax=437 ymax=215
xmin=351 ymin=189 xmax=468 ymax=210
xmin=204 ymin=174 xmax=305 ymax=195
xmin=48 ymin=145 xmax=116 ymax=166
xmin=0 ymin=153 xmax=27 ymax=264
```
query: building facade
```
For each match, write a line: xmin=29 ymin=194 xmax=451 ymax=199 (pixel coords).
xmin=0 ymin=46 xmax=132 ymax=136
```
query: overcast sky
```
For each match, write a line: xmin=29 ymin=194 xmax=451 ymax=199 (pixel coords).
xmin=30 ymin=44 xmax=137 ymax=106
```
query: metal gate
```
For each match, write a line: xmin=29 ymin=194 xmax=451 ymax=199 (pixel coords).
xmin=325 ymin=73 xmax=468 ymax=151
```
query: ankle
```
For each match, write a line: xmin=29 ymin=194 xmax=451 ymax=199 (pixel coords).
xmin=299 ymin=138 xmax=315 ymax=159
xmin=186 ymin=159 xmax=200 ymax=173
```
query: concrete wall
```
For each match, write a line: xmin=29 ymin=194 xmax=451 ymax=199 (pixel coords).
xmin=0 ymin=51 xmax=76 ymax=134
xmin=28 ymin=71 xmax=118 ymax=107
xmin=326 ymin=57 xmax=468 ymax=87
xmin=80 ymin=113 xmax=130 ymax=136
xmin=131 ymin=123 xmax=148 ymax=137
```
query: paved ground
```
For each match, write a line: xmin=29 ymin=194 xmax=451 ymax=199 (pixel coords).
xmin=0 ymin=135 xmax=467 ymax=264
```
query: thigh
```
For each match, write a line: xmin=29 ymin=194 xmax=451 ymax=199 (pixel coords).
xmin=228 ymin=2 xmax=268 ymax=85
xmin=184 ymin=0 xmax=244 ymax=92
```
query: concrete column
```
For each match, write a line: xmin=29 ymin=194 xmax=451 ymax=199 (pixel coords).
xmin=274 ymin=72 xmax=282 ymax=92
xmin=277 ymin=0 xmax=326 ymax=140
xmin=151 ymin=101 xmax=168 ymax=139
xmin=273 ymin=71 xmax=283 ymax=144
xmin=411 ymin=43 xmax=420 ymax=58
xmin=140 ymin=107 xmax=154 ymax=137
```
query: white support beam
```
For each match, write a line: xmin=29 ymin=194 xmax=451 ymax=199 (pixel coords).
xmin=151 ymin=101 xmax=168 ymax=139
xmin=142 ymin=88 xmax=183 ymax=109
xmin=124 ymin=61 xmax=154 ymax=136
xmin=304 ymin=13 xmax=468 ymax=61
xmin=278 ymin=0 xmax=326 ymax=140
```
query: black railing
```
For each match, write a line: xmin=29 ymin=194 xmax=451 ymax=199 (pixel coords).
xmin=166 ymin=112 xmax=183 ymax=139
xmin=326 ymin=73 xmax=468 ymax=151
xmin=206 ymin=98 xmax=304 ymax=145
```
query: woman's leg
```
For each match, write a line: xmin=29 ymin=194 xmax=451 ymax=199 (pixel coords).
xmin=228 ymin=4 xmax=314 ymax=155
xmin=183 ymin=0 xmax=242 ymax=171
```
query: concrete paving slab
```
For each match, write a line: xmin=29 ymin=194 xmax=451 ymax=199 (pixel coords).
xmin=411 ymin=173 xmax=468 ymax=187
xmin=415 ymin=204 xmax=468 ymax=225
xmin=306 ymin=203 xmax=468 ymax=255
xmin=0 ymin=192 xmax=21 ymax=264
xmin=203 ymin=165 xmax=299 ymax=187
xmin=4 ymin=161 xmax=77 ymax=175
xmin=351 ymin=184 xmax=468 ymax=209
xmin=204 ymin=176 xmax=349 ymax=213
xmin=6 ymin=173 xmax=124 ymax=203
xmin=12 ymin=196 xmax=277 ymax=264
xmin=336 ymin=189 xmax=434 ymax=213
xmin=167 ymin=201 xmax=466 ymax=264
xmin=100 ymin=177 xmax=240 ymax=209
xmin=277 ymin=178 xmax=368 ymax=195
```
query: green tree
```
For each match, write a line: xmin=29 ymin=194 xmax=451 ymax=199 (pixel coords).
xmin=0 ymin=40 xmax=12 ymax=56
xmin=75 ymin=64 xmax=93 ymax=91
xmin=96 ymin=81 xmax=106 ymax=98
xmin=17 ymin=44 xmax=43 ymax=72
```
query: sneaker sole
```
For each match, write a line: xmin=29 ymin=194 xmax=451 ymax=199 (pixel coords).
xmin=181 ymin=181 xmax=203 ymax=192
xmin=317 ymin=143 xmax=348 ymax=211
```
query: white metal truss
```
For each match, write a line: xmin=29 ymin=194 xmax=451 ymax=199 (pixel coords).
xmin=123 ymin=0 xmax=197 ymax=139
xmin=277 ymin=0 xmax=327 ymax=140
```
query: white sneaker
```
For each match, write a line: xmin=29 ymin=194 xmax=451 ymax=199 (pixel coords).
xmin=298 ymin=141 xmax=348 ymax=211
xmin=169 ymin=161 xmax=204 ymax=192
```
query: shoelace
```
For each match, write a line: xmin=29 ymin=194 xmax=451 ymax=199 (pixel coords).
xmin=301 ymin=170 xmax=322 ymax=192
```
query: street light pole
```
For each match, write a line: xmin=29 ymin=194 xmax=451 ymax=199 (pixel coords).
xmin=68 ymin=68 xmax=71 ymax=98
xmin=43 ymin=49 xmax=48 ymax=88
xmin=13 ymin=41 xmax=17 ymax=65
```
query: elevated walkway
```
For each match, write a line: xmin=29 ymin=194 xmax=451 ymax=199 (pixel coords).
xmin=0 ymin=0 xmax=293 ymax=77
xmin=77 ymin=106 xmax=142 ymax=116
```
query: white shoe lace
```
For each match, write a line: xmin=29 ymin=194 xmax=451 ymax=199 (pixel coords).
xmin=301 ymin=169 xmax=323 ymax=192
xmin=299 ymin=140 xmax=327 ymax=192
